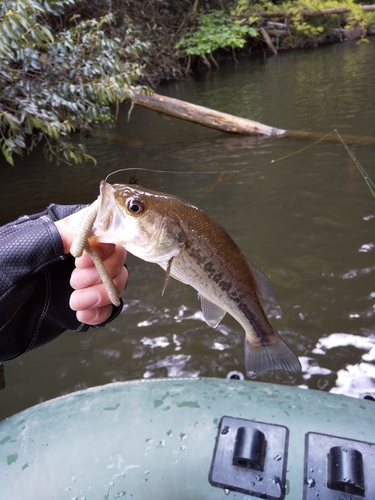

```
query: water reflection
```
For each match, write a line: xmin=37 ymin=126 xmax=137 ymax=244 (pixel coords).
xmin=300 ymin=332 xmax=375 ymax=396
xmin=128 ymin=300 xmax=245 ymax=380
xmin=143 ymin=354 xmax=199 ymax=379
xmin=334 ymin=363 xmax=375 ymax=398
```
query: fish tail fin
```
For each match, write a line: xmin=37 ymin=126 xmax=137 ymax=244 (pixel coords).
xmin=244 ymin=333 xmax=301 ymax=378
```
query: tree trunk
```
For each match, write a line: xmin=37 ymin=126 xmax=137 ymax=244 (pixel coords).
xmin=131 ymin=90 xmax=375 ymax=145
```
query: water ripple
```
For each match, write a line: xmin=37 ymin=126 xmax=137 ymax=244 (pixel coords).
xmin=313 ymin=332 xmax=375 ymax=355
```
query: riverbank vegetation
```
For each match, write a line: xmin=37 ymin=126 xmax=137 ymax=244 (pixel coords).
xmin=1 ymin=0 xmax=374 ymax=165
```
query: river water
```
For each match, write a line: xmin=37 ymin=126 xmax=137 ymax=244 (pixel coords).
xmin=1 ymin=40 xmax=375 ymax=419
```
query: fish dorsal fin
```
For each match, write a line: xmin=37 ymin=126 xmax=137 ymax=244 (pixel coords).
xmin=199 ymin=295 xmax=226 ymax=328
xmin=248 ymin=261 xmax=277 ymax=306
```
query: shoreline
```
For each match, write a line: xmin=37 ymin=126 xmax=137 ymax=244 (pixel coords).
xmin=142 ymin=27 xmax=375 ymax=87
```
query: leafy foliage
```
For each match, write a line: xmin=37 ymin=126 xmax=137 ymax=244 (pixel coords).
xmin=234 ymin=0 xmax=375 ymax=44
xmin=0 ymin=0 xmax=147 ymax=165
xmin=290 ymin=0 xmax=374 ymax=40
xmin=175 ymin=10 xmax=257 ymax=56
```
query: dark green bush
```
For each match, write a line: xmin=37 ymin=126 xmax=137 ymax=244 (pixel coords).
xmin=0 ymin=0 xmax=147 ymax=165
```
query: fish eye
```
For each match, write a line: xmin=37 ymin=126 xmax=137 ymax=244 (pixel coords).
xmin=126 ymin=198 xmax=144 ymax=215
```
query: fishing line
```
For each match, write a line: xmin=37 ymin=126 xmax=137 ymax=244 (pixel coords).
xmin=105 ymin=167 xmax=240 ymax=181
xmin=335 ymin=129 xmax=375 ymax=199
xmin=270 ymin=130 xmax=334 ymax=164
xmin=106 ymin=131 xmax=342 ymax=183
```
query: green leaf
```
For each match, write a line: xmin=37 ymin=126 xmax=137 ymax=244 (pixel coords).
xmin=39 ymin=25 xmax=54 ymax=44
xmin=1 ymin=143 xmax=15 ymax=166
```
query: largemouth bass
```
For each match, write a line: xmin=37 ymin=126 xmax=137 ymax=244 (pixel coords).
xmin=90 ymin=180 xmax=301 ymax=378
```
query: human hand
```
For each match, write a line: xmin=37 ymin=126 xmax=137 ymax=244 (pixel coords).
xmin=54 ymin=208 xmax=128 ymax=325
xmin=69 ymin=243 xmax=128 ymax=325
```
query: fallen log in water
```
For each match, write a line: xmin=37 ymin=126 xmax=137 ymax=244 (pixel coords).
xmin=283 ymin=129 xmax=375 ymax=146
xmin=131 ymin=90 xmax=375 ymax=146
xmin=131 ymin=90 xmax=284 ymax=136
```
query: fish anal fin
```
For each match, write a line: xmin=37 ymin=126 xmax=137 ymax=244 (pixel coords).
xmin=244 ymin=333 xmax=301 ymax=378
xmin=161 ymin=257 xmax=174 ymax=296
xmin=248 ymin=260 xmax=277 ymax=306
xmin=200 ymin=295 xmax=226 ymax=328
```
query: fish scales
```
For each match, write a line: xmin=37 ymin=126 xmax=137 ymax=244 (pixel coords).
xmin=91 ymin=181 xmax=301 ymax=378
xmin=168 ymin=213 xmax=272 ymax=342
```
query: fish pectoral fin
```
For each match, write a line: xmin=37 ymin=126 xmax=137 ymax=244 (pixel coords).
xmin=161 ymin=257 xmax=174 ymax=296
xmin=199 ymin=295 xmax=226 ymax=328
xmin=244 ymin=332 xmax=301 ymax=378
xmin=248 ymin=260 xmax=277 ymax=306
